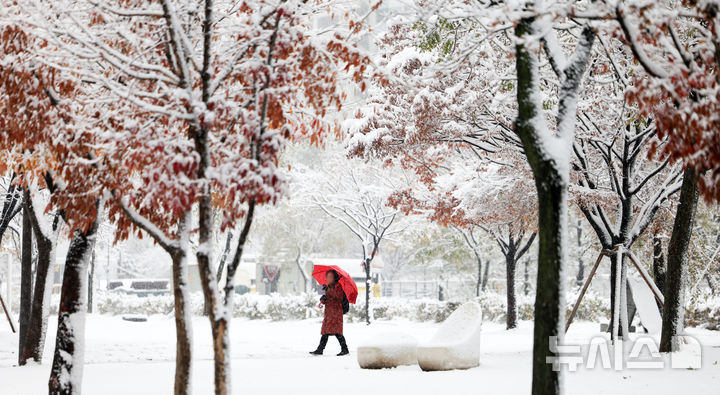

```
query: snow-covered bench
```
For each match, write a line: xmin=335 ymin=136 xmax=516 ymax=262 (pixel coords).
xmin=416 ymin=302 xmax=482 ymax=371
xmin=357 ymin=332 xmax=418 ymax=369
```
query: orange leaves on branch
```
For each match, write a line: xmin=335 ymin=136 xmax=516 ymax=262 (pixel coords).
xmin=0 ymin=22 xmax=104 ymax=233
xmin=620 ymin=3 xmax=720 ymax=202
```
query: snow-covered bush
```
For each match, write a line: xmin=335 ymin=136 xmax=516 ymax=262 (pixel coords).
xmin=231 ymin=293 xmax=322 ymax=320
xmin=96 ymin=291 xmax=204 ymax=315
xmin=687 ymin=297 xmax=720 ymax=330
xmin=347 ymin=299 xmax=462 ymax=323
xmin=90 ymin=290 xmax=718 ymax=329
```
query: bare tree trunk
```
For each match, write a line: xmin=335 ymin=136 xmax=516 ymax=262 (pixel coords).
xmin=48 ymin=221 xmax=98 ymax=394
xmin=295 ymin=249 xmax=309 ymax=293
xmin=653 ymin=233 xmax=666 ymax=311
xmin=21 ymin=194 xmax=57 ymax=365
xmin=364 ymin=258 xmax=371 ymax=325
xmin=575 ymin=220 xmax=584 ymax=287
xmin=475 ymin=257 xmax=483 ymax=297
xmin=481 ymin=260 xmax=490 ymax=292
xmin=506 ymin=253 xmax=517 ymax=329
xmin=19 ymin=204 xmax=33 ymax=364
xmin=660 ymin=168 xmax=699 ymax=352
xmin=87 ymin=250 xmax=95 ymax=314
xmin=529 ymin=178 xmax=567 ymax=395
xmin=524 ymin=258 xmax=530 ymax=296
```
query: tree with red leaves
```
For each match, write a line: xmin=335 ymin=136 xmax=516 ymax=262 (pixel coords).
xmin=20 ymin=0 xmax=371 ymax=393
xmin=0 ymin=17 xmax=104 ymax=393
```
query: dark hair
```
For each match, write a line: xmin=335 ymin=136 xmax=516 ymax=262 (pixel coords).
xmin=327 ymin=270 xmax=340 ymax=282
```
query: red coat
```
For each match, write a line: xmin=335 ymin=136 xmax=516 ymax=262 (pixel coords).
xmin=321 ymin=284 xmax=344 ymax=335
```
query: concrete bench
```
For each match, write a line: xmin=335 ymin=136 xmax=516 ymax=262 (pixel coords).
xmin=417 ymin=302 xmax=482 ymax=371
xmin=357 ymin=332 xmax=418 ymax=369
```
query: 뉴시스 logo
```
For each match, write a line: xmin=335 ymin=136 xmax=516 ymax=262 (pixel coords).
xmin=546 ymin=335 xmax=702 ymax=371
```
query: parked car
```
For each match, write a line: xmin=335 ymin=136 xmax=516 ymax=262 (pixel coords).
xmin=108 ymin=279 xmax=170 ymax=297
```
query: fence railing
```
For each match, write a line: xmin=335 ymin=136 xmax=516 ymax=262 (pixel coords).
xmin=381 ymin=279 xmax=477 ymax=300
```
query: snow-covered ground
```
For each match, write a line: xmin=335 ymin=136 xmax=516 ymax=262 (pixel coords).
xmin=1 ymin=315 xmax=719 ymax=394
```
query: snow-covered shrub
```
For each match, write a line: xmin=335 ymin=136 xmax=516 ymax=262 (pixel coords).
xmin=347 ymin=298 xmax=454 ymax=322
xmin=232 ymin=293 xmax=322 ymax=320
xmin=96 ymin=290 xmax=205 ymax=315
xmin=89 ymin=290 xmax=716 ymax=329
xmin=563 ymin=290 xmax=609 ymax=323
xmin=687 ymin=297 xmax=720 ymax=330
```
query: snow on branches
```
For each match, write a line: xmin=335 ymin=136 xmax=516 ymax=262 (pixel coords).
xmin=0 ymin=19 xmax=101 ymax=233
xmin=612 ymin=1 xmax=720 ymax=202
xmin=20 ymin=0 xmax=372 ymax=238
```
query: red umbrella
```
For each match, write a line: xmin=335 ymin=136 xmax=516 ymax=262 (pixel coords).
xmin=312 ymin=264 xmax=358 ymax=304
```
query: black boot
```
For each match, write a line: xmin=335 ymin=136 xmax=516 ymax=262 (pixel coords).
xmin=336 ymin=334 xmax=349 ymax=356
xmin=310 ymin=335 xmax=328 ymax=355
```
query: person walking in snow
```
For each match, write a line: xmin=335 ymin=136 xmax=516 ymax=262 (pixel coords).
xmin=309 ymin=269 xmax=349 ymax=356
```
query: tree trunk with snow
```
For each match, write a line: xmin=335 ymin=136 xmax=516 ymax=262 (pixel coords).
xmin=215 ymin=231 xmax=233 ymax=282
xmin=21 ymin=193 xmax=57 ymax=365
xmin=19 ymin=203 xmax=33 ymax=364
xmin=514 ymin=16 xmax=594 ymax=395
xmin=206 ymin=231 xmax=233 ymax=316
xmin=660 ymin=167 xmax=699 ymax=352
xmin=196 ymin=197 xmax=229 ymax=395
xmin=48 ymin=222 xmax=98 ymax=394
xmin=516 ymin=21 xmax=566 ymax=392
xmin=201 ymin=200 xmax=255 ymax=395
xmin=572 ymin=119 xmax=683 ymax=339
xmin=608 ymin=253 xmax=631 ymax=339
xmin=117 ymin=201 xmax=194 ymax=394
xmin=170 ymin=248 xmax=192 ymax=395
xmin=195 ymin=172 xmax=230 ymax=395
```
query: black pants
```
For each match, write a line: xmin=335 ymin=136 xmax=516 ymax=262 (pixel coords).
xmin=316 ymin=334 xmax=348 ymax=351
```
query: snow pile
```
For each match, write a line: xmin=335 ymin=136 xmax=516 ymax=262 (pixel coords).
xmin=357 ymin=332 xmax=418 ymax=369
xmin=417 ymin=302 xmax=483 ymax=371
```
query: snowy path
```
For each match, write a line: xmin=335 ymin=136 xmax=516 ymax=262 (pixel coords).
xmin=1 ymin=315 xmax=719 ymax=394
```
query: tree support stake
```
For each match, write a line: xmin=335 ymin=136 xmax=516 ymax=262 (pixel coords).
xmin=0 ymin=291 xmax=15 ymax=333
